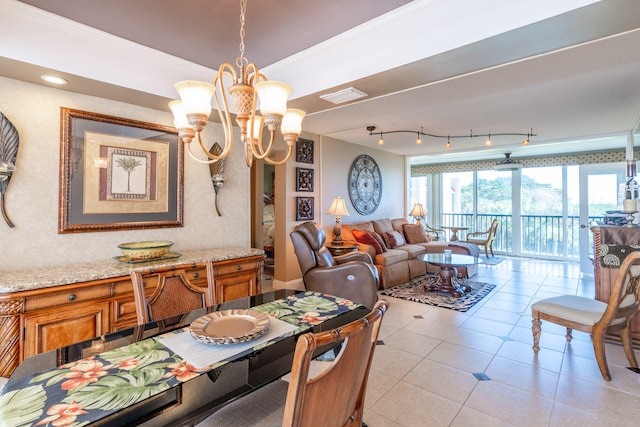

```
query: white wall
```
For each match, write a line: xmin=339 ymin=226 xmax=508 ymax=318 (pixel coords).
xmin=320 ymin=136 xmax=407 ymax=233
xmin=0 ymin=77 xmax=250 ymax=271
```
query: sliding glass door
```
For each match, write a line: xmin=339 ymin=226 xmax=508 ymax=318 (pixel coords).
xmin=578 ymin=163 xmax=625 ymax=275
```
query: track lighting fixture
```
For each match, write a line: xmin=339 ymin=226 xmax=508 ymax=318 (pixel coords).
xmin=366 ymin=126 xmax=535 ymax=147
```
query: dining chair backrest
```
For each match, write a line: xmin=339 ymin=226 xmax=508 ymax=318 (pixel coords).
xmin=283 ymin=299 xmax=389 ymax=427
xmin=130 ymin=261 xmax=215 ymax=325
xmin=599 ymin=251 xmax=640 ymax=329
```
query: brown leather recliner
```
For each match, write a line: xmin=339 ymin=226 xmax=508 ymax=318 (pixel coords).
xmin=290 ymin=222 xmax=379 ymax=308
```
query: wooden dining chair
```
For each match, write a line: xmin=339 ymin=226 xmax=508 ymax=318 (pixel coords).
xmin=196 ymin=299 xmax=389 ymax=427
xmin=532 ymin=251 xmax=640 ymax=381
xmin=466 ymin=218 xmax=499 ymax=257
xmin=130 ymin=261 xmax=215 ymax=325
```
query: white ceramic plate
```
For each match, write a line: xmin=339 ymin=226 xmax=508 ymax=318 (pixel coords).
xmin=189 ymin=309 xmax=270 ymax=345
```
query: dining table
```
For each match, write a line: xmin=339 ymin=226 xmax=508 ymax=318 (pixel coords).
xmin=0 ymin=290 xmax=367 ymax=427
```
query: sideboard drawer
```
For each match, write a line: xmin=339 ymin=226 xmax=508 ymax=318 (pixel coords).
xmin=216 ymin=260 xmax=259 ymax=276
xmin=25 ymin=284 xmax=113 ymax=311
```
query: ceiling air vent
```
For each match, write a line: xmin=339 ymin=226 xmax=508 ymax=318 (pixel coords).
xmin=494 ymin=153 xmax=522 ymax=171
xmin=320 ymin=87 xmax=368 ymax=104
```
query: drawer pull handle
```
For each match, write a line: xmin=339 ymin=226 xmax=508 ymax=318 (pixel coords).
xmin=236 ymin=266 xmax=242 ymax=271
xmin=68 ymin=294 xmax=76 ymax=301
xmin=193 ymin=272 xmax=199 ymax=278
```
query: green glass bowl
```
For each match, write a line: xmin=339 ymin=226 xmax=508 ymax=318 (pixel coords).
xmin=117 ymin=240 xmax=174 ymax=260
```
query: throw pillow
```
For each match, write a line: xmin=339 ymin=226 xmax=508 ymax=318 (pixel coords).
xmin=403 ymin=223 xmax=432 ymax=244
xmin=382 ymin=230 xmax=406 ymax=249
xmin=371 ymin=231 xmax=388 ymax=252
xmin=352 ymin=229 xmax=384 ymax=254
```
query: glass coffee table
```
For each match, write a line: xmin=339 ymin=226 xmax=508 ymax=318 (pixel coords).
xmin=418 ymin=253 xmax=483 ymax=297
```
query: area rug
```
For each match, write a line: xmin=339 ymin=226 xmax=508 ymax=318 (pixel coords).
xmin=480 ymin=256 xmax=505 ymax=266
xmin=381 ymin=275 xmax=496 ymax=312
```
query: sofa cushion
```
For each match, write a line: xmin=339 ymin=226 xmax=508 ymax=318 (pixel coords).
xmin=341 ymin=221 xmax=375 ymax=242
xmin=371 ymin=231 xmax=388 ymax=252
xmin=374 ymin=249 xmax=408 ymax=266
xmin=391 ymin=218 xmax=409 ymax=232
xmin=372 ymin=218 xmax=394 ymax=235
xmin=403 ymin=223 xmax=432 ymax=244
xmin=382 ymin=230 xmax=406 ymax=249
xmin=352 ymin=229 xmax=385 ymax=254
xmin=396 ymin=243 xmax=427 ymax=259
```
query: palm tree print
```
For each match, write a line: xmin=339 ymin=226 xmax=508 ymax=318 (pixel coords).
xmin=115 ymin=157 xmax=142 ymax=192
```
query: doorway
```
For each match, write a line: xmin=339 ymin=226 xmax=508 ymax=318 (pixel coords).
xmin=262 ymin=164 xmax=276 ymax=276
xmin=578 ymin=163 xmax=625 ymax=276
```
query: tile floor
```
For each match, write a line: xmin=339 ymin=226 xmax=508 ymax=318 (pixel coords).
xmin=363 ymin=257 xmax=640 ymax=427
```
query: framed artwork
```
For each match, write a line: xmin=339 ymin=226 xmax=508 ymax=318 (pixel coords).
xmin=296 ymin=167 xmax=314 ymax=192
xmin=59 ymin=108 xmax=183 ymax=233
xmin=296 ymin=197 xmax=314 ymax=221
xmin=295 ymin=138 xmax=314 ymax=163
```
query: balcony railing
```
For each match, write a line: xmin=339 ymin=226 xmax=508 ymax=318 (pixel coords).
xmin=441 ymin=213 xmax=603 ymax=259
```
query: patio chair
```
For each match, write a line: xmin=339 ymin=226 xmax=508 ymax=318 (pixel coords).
xmin=130 ymin=261 xmax=215 ymax=325
xmin=424 ymin=223 xmax=446 ymax=241
xmin=196 ymin=299 xmax=389 ymax=427
xmin=466 ymin=218 xmax=499 ymax=257
xmin=531 ymin=251 xmax=640 ymax=381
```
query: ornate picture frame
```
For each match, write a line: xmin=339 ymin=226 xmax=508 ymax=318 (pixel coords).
xmin=348 ymin=154 xmax=382 ymax=215
xmin=296 ymin=197 xmax=314 ymax=221
xmin=295 ymin=138 xmax=314 ymax=163
xmin=296 ymin=167 xmax=314 ymax=192
xmin=59 ymin=108 xmax=183 ymax=233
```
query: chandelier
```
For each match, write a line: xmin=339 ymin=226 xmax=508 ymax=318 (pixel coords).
xmin=169 ymin=0 xmax=306 ymax=167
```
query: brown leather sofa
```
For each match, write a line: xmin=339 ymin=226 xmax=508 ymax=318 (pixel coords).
xmin=341 ymin=218 xmax=480 ymax=289
xmin=290 ymin=222 xmax=379 ymax=308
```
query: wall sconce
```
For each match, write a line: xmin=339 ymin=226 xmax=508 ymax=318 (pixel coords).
xmin=208 ymin=143 xmax=226 ymax=216
xmin=326 ymin=196 xmax=350 ymax=245
xmin=1 ymin=112 xmax=19 ymax=228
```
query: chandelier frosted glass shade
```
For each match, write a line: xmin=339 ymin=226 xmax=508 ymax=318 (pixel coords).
xmin=169 ymin=0 xmax=305 ymax=167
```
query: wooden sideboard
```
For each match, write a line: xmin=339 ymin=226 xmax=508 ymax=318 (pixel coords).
xmin=591 ymin=226 xmax=640 ymax=344
xmin=0 ymin=249 xmax=264 ymax=377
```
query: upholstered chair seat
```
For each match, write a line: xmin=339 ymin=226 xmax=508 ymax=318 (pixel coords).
xmin=532 ymin=251 xmax=640 ymax=381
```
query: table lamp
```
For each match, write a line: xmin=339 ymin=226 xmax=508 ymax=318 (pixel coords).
xmin=409 ymin=203 xmax=426 ymax=225
xmin=327 ymin=196 xmax=350 ymax=244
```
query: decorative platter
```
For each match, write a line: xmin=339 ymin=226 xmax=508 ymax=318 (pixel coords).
xmin=190 ymin=309 xmax=270 ymax=345
xmin=114 ymin=252 xmax=182 ymax=264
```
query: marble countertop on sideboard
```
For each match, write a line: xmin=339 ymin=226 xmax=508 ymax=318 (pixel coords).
xmin=0 ymin=248 xmax=264 ymax=293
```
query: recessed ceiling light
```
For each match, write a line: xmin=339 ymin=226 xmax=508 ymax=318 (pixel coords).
xmin=41 ymin=75 xmax=68 ymax=85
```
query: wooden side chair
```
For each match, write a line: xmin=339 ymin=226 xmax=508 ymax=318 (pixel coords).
xmin=196 ymin=299 xmax=389 ymax=427
xmin=130 ymin=261 xmax=215 ymax=325
xmin=466 ymin=218 xmax=499 ymax=257
xmin=532 ymin=251 xmax=640 ymax=381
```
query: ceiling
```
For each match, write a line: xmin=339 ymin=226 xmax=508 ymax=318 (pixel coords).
xmin=2 ymin=0 xmax=640 ymax=165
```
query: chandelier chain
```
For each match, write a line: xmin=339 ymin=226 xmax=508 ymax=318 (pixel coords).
xmin=236 ymin=0 xmax=248 ymax=68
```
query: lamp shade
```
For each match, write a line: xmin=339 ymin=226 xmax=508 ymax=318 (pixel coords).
xmin=327 ymin=197 xmax=350 ymax=217
xmin=254 ymin=81 xmax=291 ymax=117
xmin=281 ymin=109 xmax=306 ymax=136
xmin=168 ymin=100 xmax=190 ymax=129
xmin=409 ymin=203 xmax=426 ymax=217
xmin=175 ymin=80 xmax=214 ymax=118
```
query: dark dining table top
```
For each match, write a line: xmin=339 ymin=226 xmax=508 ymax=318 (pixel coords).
xmin=1 ymin=290 xmax=368 ymax=426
